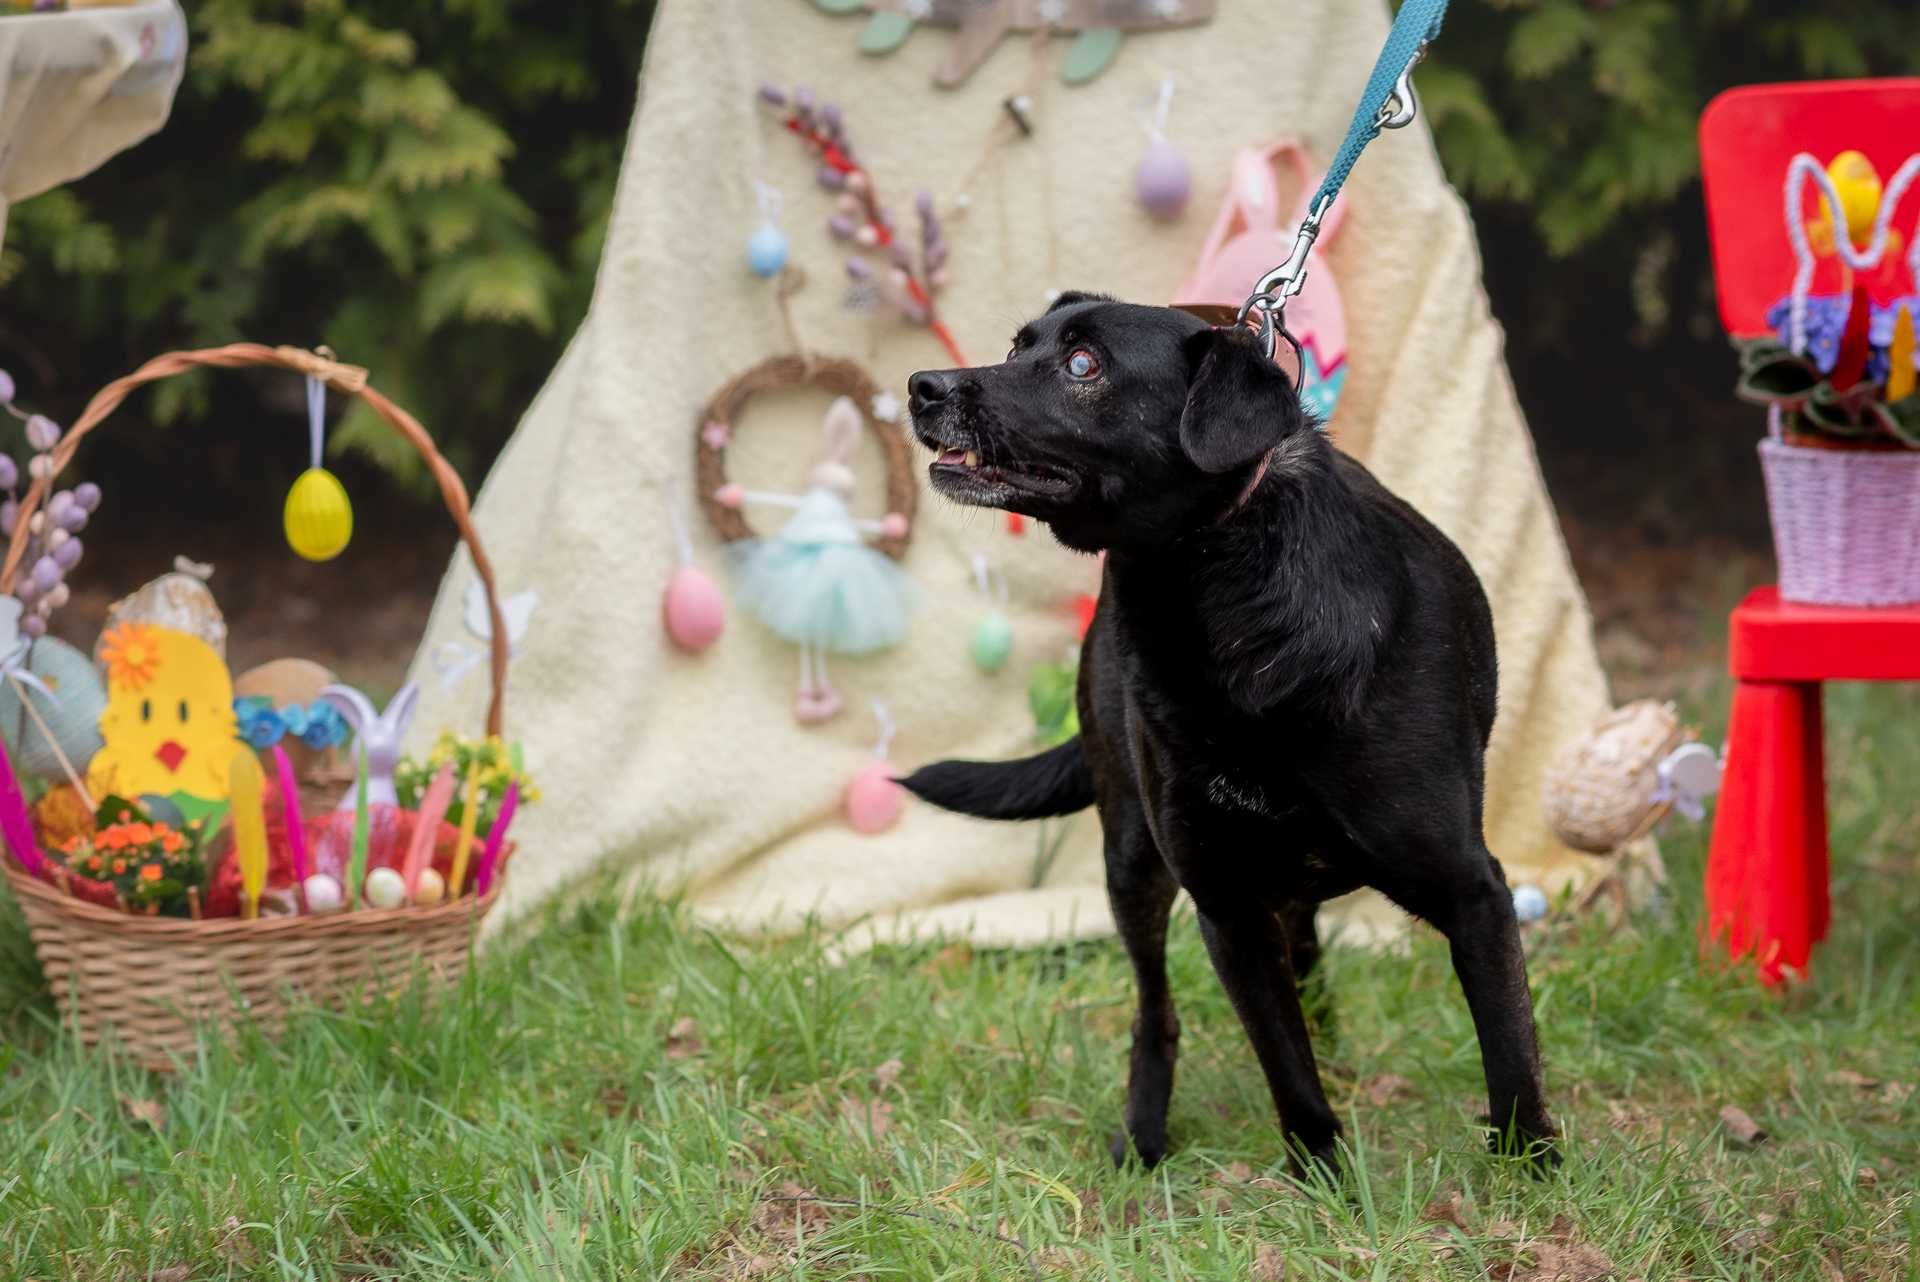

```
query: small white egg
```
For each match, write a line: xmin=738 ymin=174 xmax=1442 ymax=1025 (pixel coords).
xmin=414 ymin=868 xmax=446 ymax=907
xmin=364 ymin=866 xmax=407 ymax=910
xmin=302 ymin=873 xmax=344 ymax=914
xmin=1512 ymin=883 xmax=1549 ymax=923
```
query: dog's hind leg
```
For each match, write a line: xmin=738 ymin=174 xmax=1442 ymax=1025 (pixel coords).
xmin=1195 ymin=905 xmax=1341 ymax=1174
xmin=1104 ymin=804 xmax=1182 ymax=1169
xmin=1431 ymin=852 xmax=1558 ymax=1168
xmin=1279 ymin=899 xmax=1335 ymax=1044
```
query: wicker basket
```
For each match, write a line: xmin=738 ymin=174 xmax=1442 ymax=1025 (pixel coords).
xmin=0 ymin=343 xmax=514 ymax=1070
xmin=1759 ymin=410 xmax=1920 ymax=607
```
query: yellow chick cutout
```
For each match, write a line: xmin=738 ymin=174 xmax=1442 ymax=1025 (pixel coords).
xmin=87 ymin=623 xmax=239 ymax=804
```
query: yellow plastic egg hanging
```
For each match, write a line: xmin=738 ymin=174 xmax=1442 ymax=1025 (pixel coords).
xmin=284 ymin=374 xmax=353 ymax=561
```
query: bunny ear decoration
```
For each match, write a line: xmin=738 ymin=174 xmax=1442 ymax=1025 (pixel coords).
xmin=383 ymin=681 xmax=422 ymax=741
xmin=820 ymin=396 xmax=864 ymax=462
xmin=319 ymin=683 xmax=376 ymax=735
xmin=319 ymin=680 xmax=418 ymax=809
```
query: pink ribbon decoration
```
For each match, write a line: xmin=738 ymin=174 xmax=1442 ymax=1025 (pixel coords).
xmin=473 ymin=780 xmax=518 ymax=898
xmin=0 ymin=735 xmax=47 ymax=877
xmin=272 ymin=745 xmax=309 ymax=887
xmin=401 ymin=762 xmax=458 ymax=900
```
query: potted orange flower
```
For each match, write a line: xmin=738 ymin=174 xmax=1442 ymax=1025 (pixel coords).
xmin=52 ymin=796 xmax=212 ymax=916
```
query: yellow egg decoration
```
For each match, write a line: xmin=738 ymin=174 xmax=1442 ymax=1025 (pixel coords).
xmin=1808 ymin=150 xmax=1883 ymax=255
xmin=284 ymin=467 xmax=353 ymax=562
xmin=1827 ymin=150 xmax=1881 ymax=247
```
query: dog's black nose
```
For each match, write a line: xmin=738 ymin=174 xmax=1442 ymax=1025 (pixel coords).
xmin=908 ymin=371 xmax=952 ymax=416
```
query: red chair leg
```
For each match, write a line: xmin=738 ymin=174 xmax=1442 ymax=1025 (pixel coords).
xmin=1704 ymin=679 xmax=1829 ymax=984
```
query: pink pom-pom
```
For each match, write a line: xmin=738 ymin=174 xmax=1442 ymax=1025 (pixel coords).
xmin=663 ymin=564 xmax=726 ymax=652
xmin=879 ymin=512 xmax=909 ymax=540
xmin=845 ymin=762 xmax=904 ymax=834
xmin=714 ymin=483 xmax=746 ymax=509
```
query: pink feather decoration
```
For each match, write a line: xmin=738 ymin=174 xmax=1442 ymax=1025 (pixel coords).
xmin=401 ymin=762 xmax=457 ymax=899
xmin=0 ymin=736 xmax=46 ymax=877
xmin=473 ymin=780 xmax=518 ymax=898
xmin=272 ymin=745 xmax=309 ymax=885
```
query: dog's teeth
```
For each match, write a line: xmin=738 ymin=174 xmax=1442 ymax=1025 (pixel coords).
xmin=964 ymin=450 xmax=980 ymax=468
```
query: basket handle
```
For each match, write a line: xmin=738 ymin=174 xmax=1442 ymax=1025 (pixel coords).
xmin=0 ymin=343 xmax=508 ymax=737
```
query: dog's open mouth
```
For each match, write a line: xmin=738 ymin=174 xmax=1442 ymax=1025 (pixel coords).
xmin=928 ymin=448 xmax=1076 ymax=506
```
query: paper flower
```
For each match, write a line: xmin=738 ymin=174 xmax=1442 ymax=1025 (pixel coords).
xmin=298 ymin=700 xmax=348 ymax=750
xmin=701 ymin=420 xmax=733 ymax=450
xmin=232 ymin=696 xmax=350 ymax=752
xmin=98 ymin=623 xmax=162 ymax=692
xmin=235 ymin=697 xmax=285 ymax=750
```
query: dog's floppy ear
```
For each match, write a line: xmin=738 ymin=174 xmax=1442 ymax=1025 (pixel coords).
xmin=1178 ymin=325 xmax=1304 ymax=474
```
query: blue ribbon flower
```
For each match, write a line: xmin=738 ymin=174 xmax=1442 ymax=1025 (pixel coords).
xmin=230 ymin=697 xmax=349 ymax=752
xmin=234 ymin=696 xmax=285 ymax=750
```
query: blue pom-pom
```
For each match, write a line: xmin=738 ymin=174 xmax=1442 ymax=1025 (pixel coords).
xmin=747 ymin=222 xmax=789 ymax=278
xmin=1512 ymin=883 xmax=1549 ymax=923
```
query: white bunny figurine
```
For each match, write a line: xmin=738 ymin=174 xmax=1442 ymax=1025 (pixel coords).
xmin=715 ymin=396 xmax=916 ymax=723
xmin=320 ymin=681 xmax=421 ymax=808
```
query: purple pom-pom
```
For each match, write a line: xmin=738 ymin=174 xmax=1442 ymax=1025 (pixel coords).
xmin=927 ymin=242 xmax=950 ymax=270
xmin=53 ymin=537 xmax=82 ymax=570
xmin=30 ymin=556 xmax=59 ymax=594
xmin=845 ymin=258 xmax=872 ymax=280
xmin=757 ymin=83 xmax=787 ymax=107
xmin=821 ymin=103 xmax=842 ymax=131
xmin=45 ymin=490 xmax=74 ymax=525
xmin=915 ymin=191 xmax=935 ymax=218
xmin=0 ymin=370 xmax=13 ymax=404
xmin=827 ymin=214 xmax=856 ymax=240
xmin=74 ymin=481 xmax=101 ymax=512
xmin=20 ymin=615 xmax=44 ymax=639
xmin=0 ymin=501 xmax=13 ymax=536
xmin=817 ymin=166 xmax=847 ymax=191
xmin=56 ymin=506 xmax=86 ymax=533
xmin=14 ymin=577 xmax=36 ymax=604
xmin=24 ymin=415 xmax=60 ymax=452
xmin=0 ymin=456 xmax=15 ymax=491
xmin=889 ymin=243 xmax=913 ymax=268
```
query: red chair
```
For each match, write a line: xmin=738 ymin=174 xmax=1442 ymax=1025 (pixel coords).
xmin=1697 ymin=81 xmax=1920 ymax=984
xmin=1704 ymin=589 xmax=1920 ymax=984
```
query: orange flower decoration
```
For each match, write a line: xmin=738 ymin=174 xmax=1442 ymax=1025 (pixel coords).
xmin=99 ymin=623 xmax=164 ymax=692
xmin=139 ymin=864 xmax=163 ymax=881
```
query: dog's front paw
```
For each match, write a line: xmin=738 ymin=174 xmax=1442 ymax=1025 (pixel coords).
xmin=1110 ymin=1125 xmax=1167 ymax=1170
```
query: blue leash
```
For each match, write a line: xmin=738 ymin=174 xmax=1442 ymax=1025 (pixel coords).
xmin=1239 ymin=0 xmax=1450 ymax=360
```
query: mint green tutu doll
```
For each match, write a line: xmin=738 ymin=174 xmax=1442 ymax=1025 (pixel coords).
xmin=716 ymin=396 xmax=916 ymax=724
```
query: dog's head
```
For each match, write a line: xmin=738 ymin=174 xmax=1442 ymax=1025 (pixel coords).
xmin=907 ymin=293 xmax=1312 ymax=551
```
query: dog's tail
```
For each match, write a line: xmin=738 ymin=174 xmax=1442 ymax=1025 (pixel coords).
xmin=899 ymin=737 xmax=1094 ymax=820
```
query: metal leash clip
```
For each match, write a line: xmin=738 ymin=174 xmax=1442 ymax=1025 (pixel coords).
xmin=1236 ymin=40 xmax=1430 ymax=363
xmin=1236 ymin=191 xmax=1331 ymax=364
xmin=1375 ymin=42 xmax=1427 ymax=130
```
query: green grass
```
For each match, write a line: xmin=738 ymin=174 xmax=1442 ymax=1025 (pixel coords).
xmin=2 ymin=681 xmax=1916 ymax=1281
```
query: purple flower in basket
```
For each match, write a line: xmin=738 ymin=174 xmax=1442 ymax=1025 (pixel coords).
xmin=1767 ymin=292 xmax=1920 ymax=380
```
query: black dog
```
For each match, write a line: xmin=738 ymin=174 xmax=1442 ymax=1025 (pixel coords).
xmin=902 ymin=294 xmax=1555 ymax=1173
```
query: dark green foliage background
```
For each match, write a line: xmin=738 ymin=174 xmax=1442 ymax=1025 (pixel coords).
xmin=0 ymin=1 xmax=1914 ymax=512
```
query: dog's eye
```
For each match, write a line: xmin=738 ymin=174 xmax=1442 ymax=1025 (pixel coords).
xmin=1065 ymin=348 xmax=1100 ymax=380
